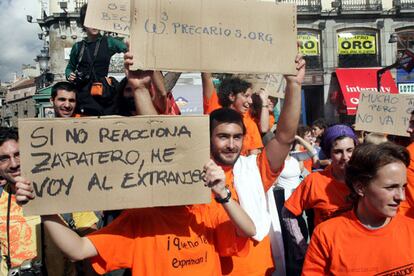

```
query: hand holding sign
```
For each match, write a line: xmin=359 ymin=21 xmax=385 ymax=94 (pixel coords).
xmin=203 ymin=160 xmax=227 ymax=198
xmin=15 ymin=176 xmax=35 ymax=205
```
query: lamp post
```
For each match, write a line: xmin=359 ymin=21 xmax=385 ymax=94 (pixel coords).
xmin=35 ymin=42 xmax=52 ymax=89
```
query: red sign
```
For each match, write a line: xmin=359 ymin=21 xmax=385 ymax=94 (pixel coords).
xmin=336 ymin=68 xmax=398 ymax=115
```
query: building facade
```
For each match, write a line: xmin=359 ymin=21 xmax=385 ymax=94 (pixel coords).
xmin=290 ymin=0 xmax=414 ymax=124
xmin=1 ymin=0 xmax=413 ymax=125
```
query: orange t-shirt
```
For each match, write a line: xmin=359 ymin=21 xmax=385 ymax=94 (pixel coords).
xmin=303 ymin=210 xmax=414 ymax=275
xmin=215 ymin=150 xmax=282 ymax=276
xmin=303 ymin=159 xmax=312 ymax=173
xmin=269 ymin=114 xmax=275 ymax=129
xmin=241 ymin=112 xmax=264 ymax=155
xmin=203 ymin=89 xmax=222 ymax=115
xmin=284 ymin=166 xmax=352 ymax=226
xmin=297 ymin=145 xmax=313 ymax=173
xmin=399 ymin=143 xmax=414 ymax=218
xmin=204 ymin=90 xmax=264 ymax=155
xmin=88 ymin=205 xmax=247 ymax=276
xmin=252 ymin=113 xmax=275 ymax=133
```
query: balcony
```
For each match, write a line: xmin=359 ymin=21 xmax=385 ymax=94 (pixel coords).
xmin=395 ymin=0 xmax=414 ymax=10
xmin=75 ymin=0 xmax=87 ymax=11
xmin=340 ymin=0 xmax=382 ymax=11
xmin=277 ymin=0 xmax=322 ymax=13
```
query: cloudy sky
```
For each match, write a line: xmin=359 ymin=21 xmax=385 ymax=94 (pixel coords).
xmin=0 ymin=0 xmax=42 ymax=82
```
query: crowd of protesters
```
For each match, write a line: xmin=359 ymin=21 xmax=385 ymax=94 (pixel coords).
xmin=2 ymin=3 xmax=414 ymax=276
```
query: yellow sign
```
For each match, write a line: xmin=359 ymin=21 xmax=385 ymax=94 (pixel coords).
xmin=298 ymin=34 xmax=319 ymax=56
xmin=338 ymin=34 xmax=376 ymax=55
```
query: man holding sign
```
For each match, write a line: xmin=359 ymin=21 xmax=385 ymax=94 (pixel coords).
xmin=209 ymin=55 xmax=305 ymax=275
xmin=15 ymin=68 xmax=257 ymax=275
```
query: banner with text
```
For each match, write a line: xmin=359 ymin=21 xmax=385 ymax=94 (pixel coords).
xmin=236 ymin=73 xmax=286 ymax=98
xmin=338 ymin=34 xmax=377 ymax=55
xmin=19 ymin=116 xmax=210 ymax=216
xmin=336 ymin=68 xmax=398 ymax=115
xmin=354 ymin=91 xmax=413 ymax=136
xmin=130 ymin=0 xmax=297 ymax=74
xmin=84 ymin=0 xmax=130 ymax=35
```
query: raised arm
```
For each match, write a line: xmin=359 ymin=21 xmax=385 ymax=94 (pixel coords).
xmin=201 ymin=72 xmax=215 ymax=100
xmin=265 ymin=54 xmax=305 ymax=172
xmin=258 ymin=88 xmax=270 ymax=134
xmin=295 ymin=135 xmax=319 ymax=164
xmin=164 ymin=72 xmax=182 ymax=92
xmin=124 ymin=52 xmax=158 ymax=115
xmin=15 ymin=177 xmax=98 ymax=261
xmin=204 ymin=160 xmax=256 ymax=237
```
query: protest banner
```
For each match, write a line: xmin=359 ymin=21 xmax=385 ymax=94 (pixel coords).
xmin=236 ymin=73 xmax=286 ymax=98
xmin=354 ymin=90 xmax=414 ymax=136
xmin=130 ymin=0 xmax=297 ymax=74
xmin=84 ymin=0 xmax=130 ymax=35
xmin=19 ymin=116 xmax=210 ymax=216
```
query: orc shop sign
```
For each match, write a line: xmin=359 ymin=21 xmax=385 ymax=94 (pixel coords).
xmin=298 ymin=33 xmax=320 ymax=56
xmin=19 ymin=116 xmax=210 ymax=216
xmin=335 ymin=68 xmax=398 ymax=115
xmin=337 ymin=33 xmax=377 ymax=55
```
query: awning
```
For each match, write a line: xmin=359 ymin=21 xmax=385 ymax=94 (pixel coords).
xmin=336 ymin=68 xmax=398 ymax=115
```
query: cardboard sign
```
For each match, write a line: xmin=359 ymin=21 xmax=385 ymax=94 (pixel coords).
xmin=338 ymin=34 xmax=377 ymax=55
xmin=19 ymin=116 xmax=210 ymax=216
xmin=336 ymin=68 xmax=398 ymax=115
xmin=354 ymin=91 xmax=414 ymax=136
xmin=84 ymin=0 xmax=130 ymax=35
xmin=236 ymin=73 xmax=286 ymax=98
xmin=130 ymin=0 xmax=297 ymax=74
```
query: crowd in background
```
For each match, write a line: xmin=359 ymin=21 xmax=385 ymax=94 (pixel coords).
xmin=1 ymin=3 xmax=414 ymax=276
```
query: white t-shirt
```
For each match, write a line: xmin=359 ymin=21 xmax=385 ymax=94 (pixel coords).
xmin=276 ymin=157 xmax=301 ymax=199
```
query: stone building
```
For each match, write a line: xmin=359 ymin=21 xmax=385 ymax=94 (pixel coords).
xmin=2 ymin=0 xmax=414 ymax=125
xmin=289 ymin=0 xmax=414 ymax=124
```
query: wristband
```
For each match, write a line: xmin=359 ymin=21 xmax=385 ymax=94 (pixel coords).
xmin=214 ymin=187 xmax=232 ymax=204
xmin=261 ymin=105 xmax=269 ymax=108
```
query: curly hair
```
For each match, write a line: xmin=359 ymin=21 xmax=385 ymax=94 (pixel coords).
xmin=0 ymin=127 xmax=18 ymax=146
xmin=217 ymin=77 xmax=252 ymax=108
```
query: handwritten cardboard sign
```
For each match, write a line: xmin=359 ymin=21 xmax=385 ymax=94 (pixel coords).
xmin=354 ymin=91 xmax=414 ymax=136
xmin=19 ymin=116 xmax=210 ymax=216
xmin=236 ymin=73 xmax=286 ymax=98
xmin=130 ymin=0 xmax=297 ymax=74
xmin=84 ymin=0 xmax=130 ymax=35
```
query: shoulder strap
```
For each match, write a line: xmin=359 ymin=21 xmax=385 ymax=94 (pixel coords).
xmin=85 ymin=38 xmax=102 ymax=80
xmin=61 ymin=213 xmax=76 ymax=230
xmin=75 ymin=41 xmax=86 ymax=72
xmin=6 ymin=192 xmax=12 ymax=269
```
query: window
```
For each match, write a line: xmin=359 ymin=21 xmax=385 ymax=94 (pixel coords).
xmin=395 ymin=28 xmax=414 ymax=58
xmin=298 ymin=29 xmax=322 ymax=70
xmin=337 ymin=28 xmax=380 ymax=68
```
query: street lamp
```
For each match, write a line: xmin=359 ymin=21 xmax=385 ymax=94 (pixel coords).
xmin=36 ymin=46 xmax=50 ymax=73
xmin=34 ymin=45 xmax=53 ymax=88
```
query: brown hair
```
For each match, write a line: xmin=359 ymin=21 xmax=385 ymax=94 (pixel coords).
xmin=345 ymin=142 xmax=409 ymax=202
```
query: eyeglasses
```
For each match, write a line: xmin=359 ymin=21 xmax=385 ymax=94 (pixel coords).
xmin=0 ymin=153 xmax=20 ymax=165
